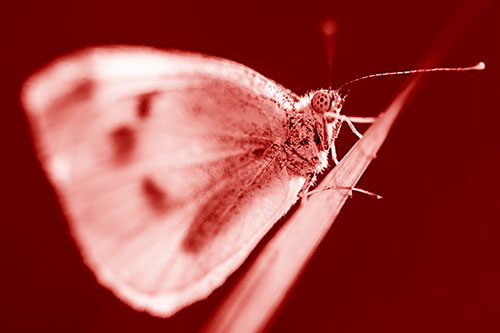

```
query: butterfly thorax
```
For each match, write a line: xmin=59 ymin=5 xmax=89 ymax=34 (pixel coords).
xmin=281 ymin=110 xmax=330 ymax=176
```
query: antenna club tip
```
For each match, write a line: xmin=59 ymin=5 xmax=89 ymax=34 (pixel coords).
xmin=320 ymin=18 xmax=338 ymax=36
xmin=476 ymin=61 xmax=486 ymax=70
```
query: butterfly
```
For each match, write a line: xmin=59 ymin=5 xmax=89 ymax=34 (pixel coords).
xmin=21 ymin=45 xmax=483 ymax=317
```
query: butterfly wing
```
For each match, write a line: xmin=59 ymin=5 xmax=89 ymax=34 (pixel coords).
xmin=21 ymin=46 xmax=307 ymax=316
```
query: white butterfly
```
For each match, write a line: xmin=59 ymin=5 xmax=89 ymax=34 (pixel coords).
xmin=21 ymin=45 xmax=350 ymax=317
xmin=21 ymin=45 xmax=482 ymax=317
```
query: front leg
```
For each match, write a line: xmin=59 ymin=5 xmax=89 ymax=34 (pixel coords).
xmin=331 ymin=141 xmax=339 ymax=165
xmin=325 ymin=112 xmax=377 ymax=139
xmin=298 ymin=173 xmax=317 ymax=199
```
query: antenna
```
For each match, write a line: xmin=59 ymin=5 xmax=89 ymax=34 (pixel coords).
xmin=320 ymin=18 xmax=338 ymax=87
xmin=337 ymin=62 xmax=485 ymax=93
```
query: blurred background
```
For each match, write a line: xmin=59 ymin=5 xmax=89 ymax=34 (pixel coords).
xmin=4 ymin=0 xmax=499 ymax=332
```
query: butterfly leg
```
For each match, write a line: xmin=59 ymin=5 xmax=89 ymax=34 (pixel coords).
xmin=298 ymin=173 xmax=317 ymax=200
xmin=340 ymin=115 xmax=363 ymax=139
xmin=347 ymin=116 xmax=377 ymax=123
xmin=305 ymin=185 xmax=382 ymax=200
xmin=331 ymin=142 xmax=340 ymax=165
xmin=325 ymin=113 xmax=377 ymax=139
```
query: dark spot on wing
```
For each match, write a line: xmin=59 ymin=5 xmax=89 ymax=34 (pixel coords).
xmin=110 ymin=125 xmax=135 ymax=163
xmin=68 ymin=79 xmax=94 ymax=101
xmin=141 ymin=176 xmax=169 ymax=213
xmin=179 ymin=146 xmax=285 ymax=253
xmin=137 ymin=92 xmax=157 ymax=120
xmin=181 ymin=185 xmax=240 ymax=253
xmin=181 ymin=157 xmax=278 ymax=253
xmin=51 ymin=79 xmax=95 ymax=110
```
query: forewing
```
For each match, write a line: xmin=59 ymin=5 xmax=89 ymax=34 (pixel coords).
xmin=21 ymin=46 xmax=306 ymax=316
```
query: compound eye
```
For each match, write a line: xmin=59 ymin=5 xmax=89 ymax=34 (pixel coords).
xmin=311 ymin=91 xmax=332 ymax=113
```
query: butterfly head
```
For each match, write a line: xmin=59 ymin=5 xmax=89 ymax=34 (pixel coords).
xmin=310 ymin=89 xmax=347 ymax=115
xmin=300 ymin=89 xmax=348 ymax=156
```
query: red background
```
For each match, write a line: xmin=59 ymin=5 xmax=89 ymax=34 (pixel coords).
xmin=5 ymin=0 xmax=499 ymax=332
